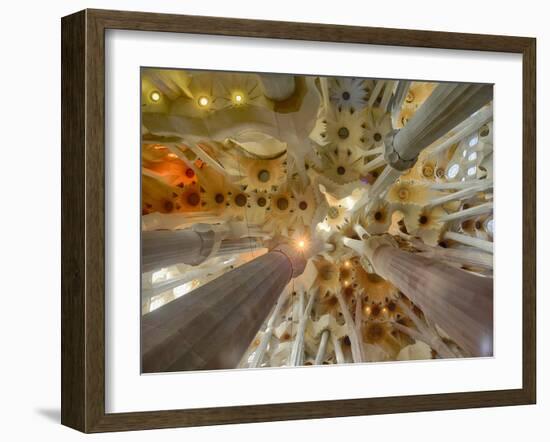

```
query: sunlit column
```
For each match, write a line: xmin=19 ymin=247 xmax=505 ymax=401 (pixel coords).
xmin=390 ymin=80 xmax=411 ymax=125
xmin=370 ymin=244 xmax=493 ymax=357
xmin=385 ymin=83 xmax=493 ymax=170
xmin=314 ymin=329 xmax=330 ymax=365
xmin=142 ymin=228 xmax=261 ymax=273
xmin=289 ymin=289 xmax=316 ymax=367
xmin=141 ymin=244 xmax=307 ymax=373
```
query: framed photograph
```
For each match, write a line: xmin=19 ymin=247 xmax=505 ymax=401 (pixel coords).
xmin=61 ymin=9 xmax=536 ymax=433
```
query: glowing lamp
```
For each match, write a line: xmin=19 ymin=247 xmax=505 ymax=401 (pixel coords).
xmin=149 ymin=90 xmax=161 ymax=102
xmin=198 ymin=96 xmax=210 ymax=107
xmin=233 ymin=92 xmax=244 ymax=105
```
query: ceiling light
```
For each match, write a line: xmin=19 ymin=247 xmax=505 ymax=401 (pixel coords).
xmin=149 ymin=90 xmax=161 ymax=102
xmin=233 ymin=92 xmax=244 ymax=104
xmin=198 ymin=96 xmax=210 ymax=107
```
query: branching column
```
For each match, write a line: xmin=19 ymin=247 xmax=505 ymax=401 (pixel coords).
xmin=385 ymin=83 xmax=493 ymax=170
xmin=371 ymin=245 xmax=493 ymax=357
xmin=141 ymin=244 xmax=306 ymax=372
xmin=142 ymin=228 xmax=261 ymax=273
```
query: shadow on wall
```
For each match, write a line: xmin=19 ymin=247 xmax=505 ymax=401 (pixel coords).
xmin=35 ymin=408 xmax=60 ymax=423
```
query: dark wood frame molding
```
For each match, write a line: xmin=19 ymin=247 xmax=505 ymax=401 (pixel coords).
xmin=61 ymin=8 xmax=536 ymax=433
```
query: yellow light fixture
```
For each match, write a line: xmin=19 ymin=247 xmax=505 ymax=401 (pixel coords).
xmin=149 ymin=90 xmax=161 ymax=102
xmin=232 ymin=92 xmax=245 ymax=105
xmin=198 ymin=96 xmax=210 ymax=107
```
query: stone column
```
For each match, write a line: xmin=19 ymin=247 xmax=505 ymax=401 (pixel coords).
xmin=258 ymin=74 xmax=296 ymax=101
xmin=390 ymin=80 xmax=411 ymax=124
xmin=371 ymin=244 xmax=493 ymax=357
xmin=142 ymin=228 xmax=261 ymax=273
xmin=314 ymin=329 xmax=330 ymax=365
xmin=385 ymin=82 xmax=493 ymax=170
xmin=141 ymin=244 xmax=306 ymax=373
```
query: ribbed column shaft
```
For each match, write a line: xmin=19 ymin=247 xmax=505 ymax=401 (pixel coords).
xmin=142 ymin=229 xmax=260 ymax=273
xmin=141 ymin=245 xmax=306 ymax=372
xmin=372 ymin=245 xmax=493 ymax=357
xmin=390 ymin=80 xmax=411 ymax=123
xmin=314 ymin=329 xmax=330 ymax=365
xmin=386 ymin=83 xmax=493 ymax=170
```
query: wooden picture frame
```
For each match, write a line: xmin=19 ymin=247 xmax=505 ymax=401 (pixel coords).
xmin=61 ymin=8 xmax=536 ymax=433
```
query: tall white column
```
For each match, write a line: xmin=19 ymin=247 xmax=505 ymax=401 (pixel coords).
xmin=385 ymin=83 xmax=493 ymax=170
xmin=141 ymin=244 xmax=307 ymax=372
xmin=142 ymin=227 xmax=262 ymax=273
xmin=370 ymin=244 xmax=493 ymax=357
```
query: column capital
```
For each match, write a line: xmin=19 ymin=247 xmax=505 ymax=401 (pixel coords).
xmin=384 ymin=129 xmax=417 ymax=171
xmin=385 ymin=83 xmax=492 ymax=172
xmin=272 ymin=244 xmax=307 ymax=278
